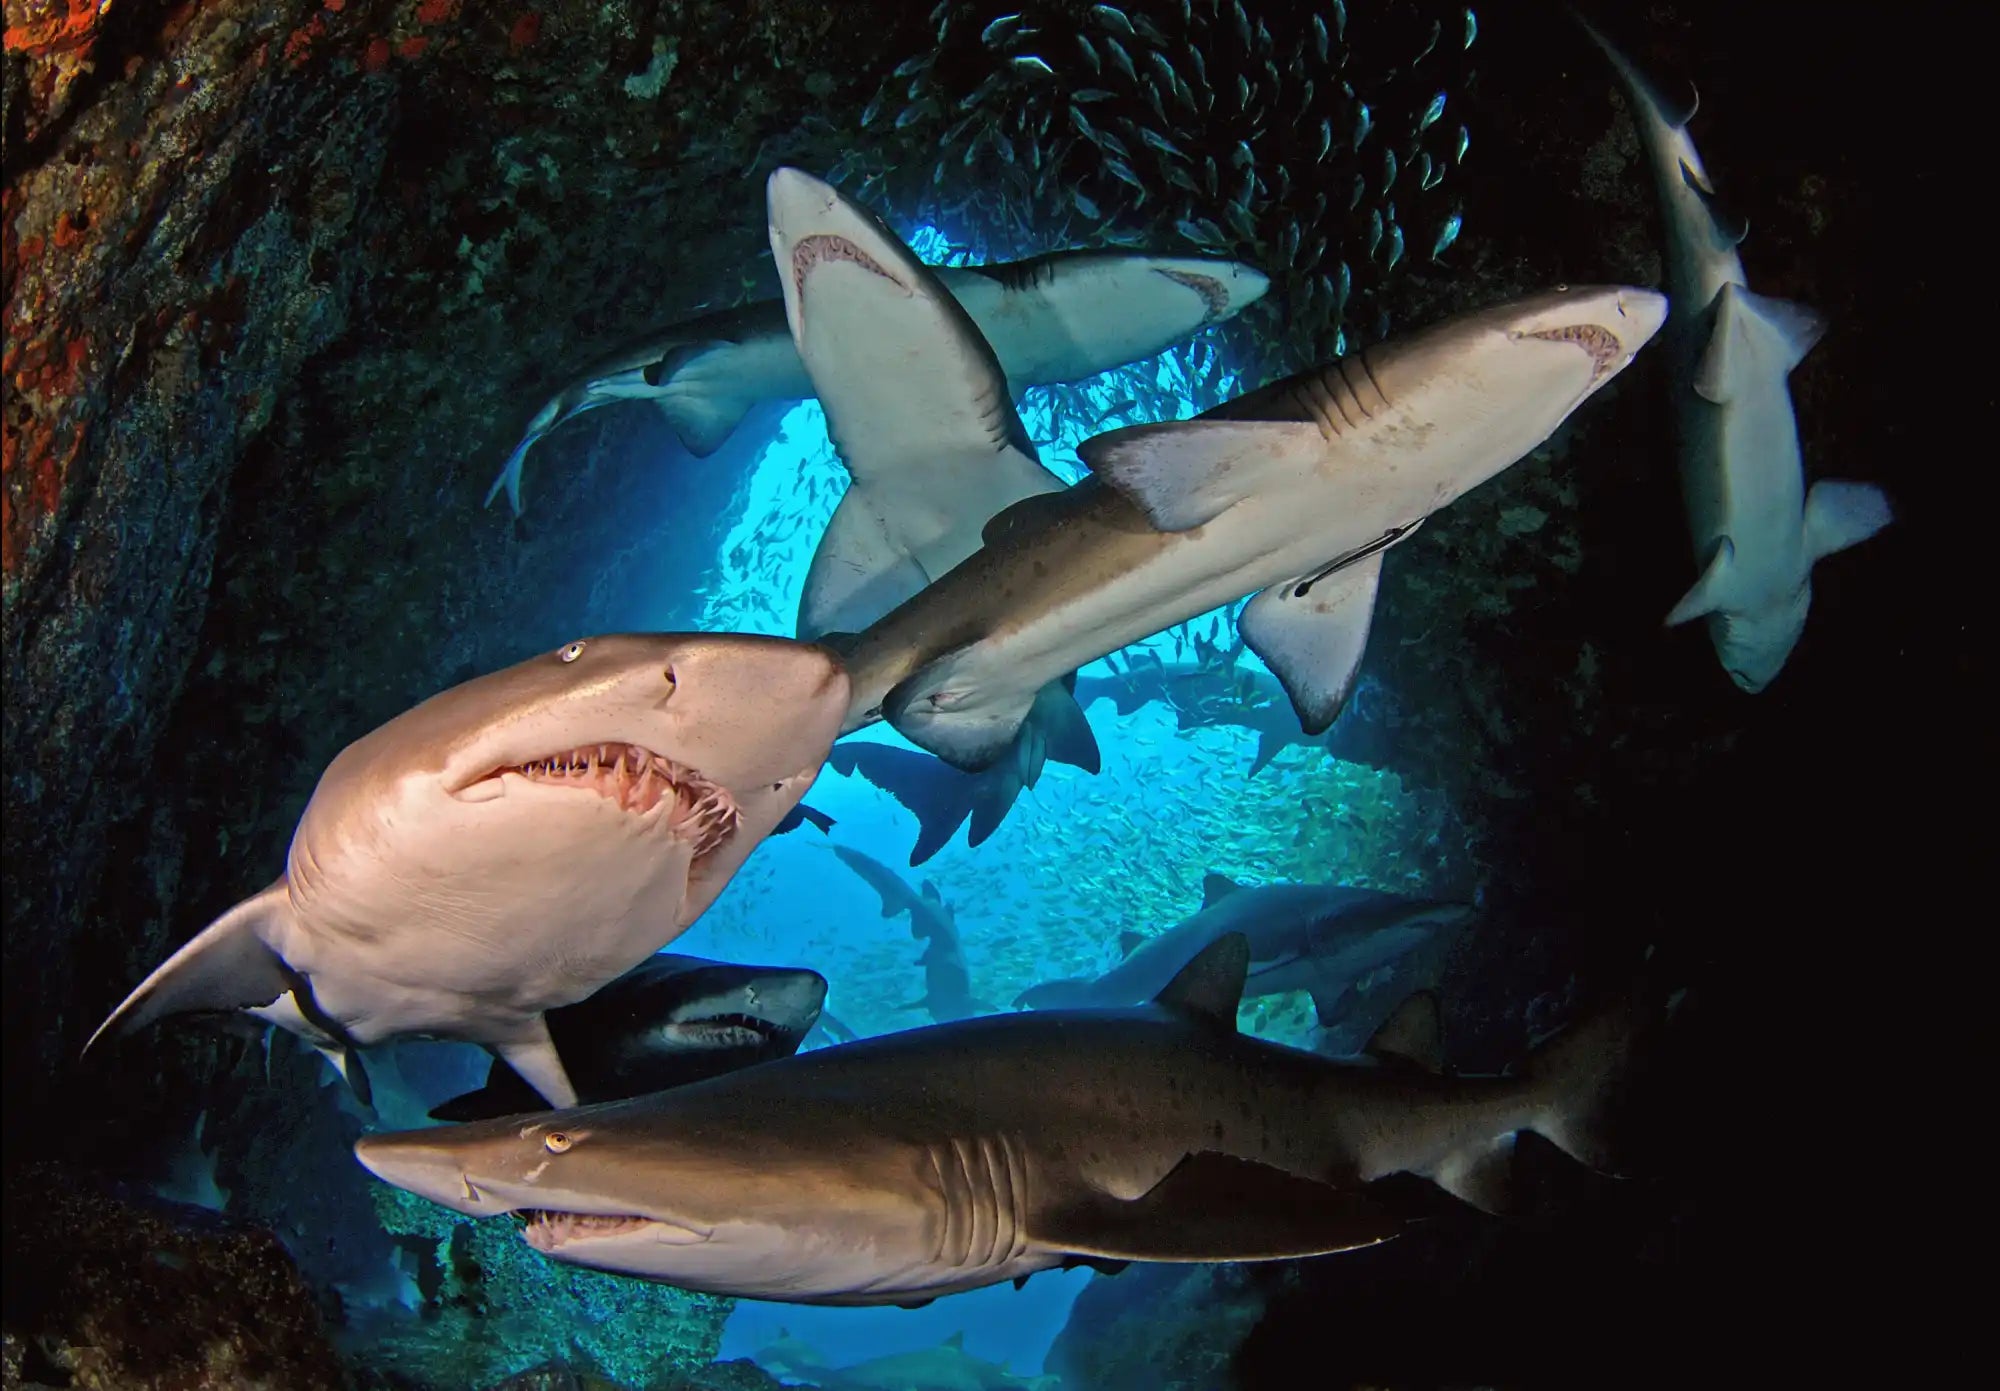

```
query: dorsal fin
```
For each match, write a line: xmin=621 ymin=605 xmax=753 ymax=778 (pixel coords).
xmin=1200 ymin=872 xmax=1242 ymax=909
xmin=1153 ymin=933 xmax=1247 ymax=1027
xmin=1365 ymin=991 xmax=1444 ymax=1071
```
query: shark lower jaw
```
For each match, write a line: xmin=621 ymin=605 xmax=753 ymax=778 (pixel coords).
xmin=660 ymin=1013 xmax=787 ymax=1049
xmin=455 ymin=743 xmax=743 ymax=863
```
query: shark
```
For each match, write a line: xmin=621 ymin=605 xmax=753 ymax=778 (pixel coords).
xmin=1015 ymin=873 xmax=1473 ymax=1053
xmin=1076 ymin=656 xmax=1330 ymax=778
xmin=831 ymin=285 xmax=1669 ymax=770
xmin=484 ymin=221 xmax=1268 ymax=516
xmin=354 ymin=933 xmax=1637 ymax=1306
xmin=87 ymin=633 xmax=849 ymax=1108
xmin=768 ymin=166 xmax=1104 ymax=848
xmin=830 ymin=844 xmax=986 ymax=1022
xmin=429 ymin=953 xmax=829 ymax=1122
xmin=1577 ymin=15 xmax=1892 ymax=691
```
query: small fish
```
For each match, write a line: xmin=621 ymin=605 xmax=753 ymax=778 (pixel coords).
xmin=1231 ymin=138 xmax=1255 ymax=170
xmin=1366 ymin=208 xmax=1383 ymax=257
xmin=1012 ymin=55 xmax=1055 ymax=77
xmin=1464 ymin=7 xmax=1478 ymax=49
xmin=1430 ymin=213 xmax=1462 ymax=260
xmin=1419 ymin=153 xmax=1442 ymax=191
xmin=1146 ymin=49 xmax=1178 ymax=92
xmin=981 ymin=13 xmax=1024 ymax=47
xmin=861 ymin=90 xmax=886 ymax=127
xmin=1132 ymin=11 xmax=1169 ymax=47
xmin=1076 ymin=32 xmax=1102 ymax=74
xmin=1187 ymin=45 xmax=1208 ymax=91
xmin=1382 ymin=148 xmax=1399 ymax=192
xmin=893 ymin=54 xmax=930 ymax=80
xmin=1414 ymin=19 xmax=1442 ymax=66
xmin=896 ymin=99 xmax=935 ymax=130
xmin=1200 ymin=153 xmax=1218 ymax=196
xmin=1090 ymin=3 xmax=1136 ymax=40
xmin=1420 ymin=92 xmax=1447 ymax=131
xmin=1332 ymin=0 xmax=1348 ymax=44
xmin=1070 ymin=104 xmax=1101 ymax=140
xmin=1072 ymin=87 xmax=1115 ymax=103
xmin=1103 ymin=156 xmax=1147 ymax=193
xmin=1235 ymin=73 xmax=1251 ymax=109
xmin=1454 ymin=125 xmax=1470 ymax=164
xmin=1104 ymin=35 xmax=1138 ymax=83
xmin=1231 ymin=0 xmax=1251 ymax=50
xmin=1383 ymin=221 xmax=1405 ymax=271
xmin=1315 ymin=114 xmax=1333 ymax=162
xmin=1074 ymin=188 xmax=1102 ymax=219
xmin=1348 ymin=172 xmax=1366 ymax=210
xmin=1352 ymin=102 xmax=1373 ymax=150
xmin=1163 ymin=162 xmax=1199 ymax=195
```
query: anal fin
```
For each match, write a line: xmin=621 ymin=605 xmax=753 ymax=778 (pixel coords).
xmin=1039 ymin=1152 xmax=1402 ymax=1262
xmin=1239 ymin=551 xmax=1384 ymax=737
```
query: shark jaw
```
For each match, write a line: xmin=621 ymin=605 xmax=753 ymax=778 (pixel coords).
xmin=457 ymin=742 xmax=743 ymax=864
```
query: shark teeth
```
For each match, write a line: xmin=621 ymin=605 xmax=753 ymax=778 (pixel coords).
xmin=522 ymin=1210 xmax=654 ymax=1251
xmin=505 ymin=744 xmax=743 ymax=860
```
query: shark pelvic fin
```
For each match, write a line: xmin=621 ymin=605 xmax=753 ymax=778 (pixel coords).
xmin=1804 ymin=479 xmax=1893 ymax=561
xmin=1152 ymin=932 xmax=1248 ymax=1028
xmin=1239 ymin=550 xmax=1383 ymax=736
xmin=1040 ymin=1151 xmax=1402 ymax=1262
xmin=1078 ymin=419 xmax=1325 ymax=531
xmin=493 ymin=1018 xmax=578 ymax=1108
xmin=1665 ymin=538 xmax=1736 ymax=625
xmin=1364 ymin=991 xmax=1445 ymax=1072
xmin=86 ymin=880 xmax=298 ymax=1055
xmin=1031 ymin=678 xmax=1101 ymax=774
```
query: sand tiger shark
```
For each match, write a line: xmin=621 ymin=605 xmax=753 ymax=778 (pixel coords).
xmin=768 ymin=167 xmax=1101 ymax=789
xmin=87 ymin=634 xmax=848 ymax=1108
xmin=829 ymin=844 xmax=986 ymax=1023
xmin=1577 ymin=15 xmax=1891 ymax=691
xmin=429 ymin=953 xmax=829 ymax=1122
xmin=1016 ymin=873 xmax=1473 ymax=1055
xmin=354 ymin=933 xmax=1636 ymax=1306
xmin=829 ymin=285 xmax=1668 ymax=770
xmin=484 ymin=229 xmax=1268 ymax=516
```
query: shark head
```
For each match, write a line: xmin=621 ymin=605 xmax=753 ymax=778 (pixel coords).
xmin=1352 ymin=284 xmax=1669 ymax=504
xmin=609 ymin=954 xmax=829 ymax=1060
xmin=1708 ymin=580 xmax=1811 ymax=693
xmin=287 ymin=633 xmax=850 ymax=968
xmin=766 ymin=166 xmax=918 ymax=343
xmin=355 ymin=1100 xmax=937 ymax=1298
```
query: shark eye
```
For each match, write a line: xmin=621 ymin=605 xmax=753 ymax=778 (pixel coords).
xmin=544 ymin=1131 xmax=574 ymax=1154
xmin=558 ymin=641 xmax=587 ymax=664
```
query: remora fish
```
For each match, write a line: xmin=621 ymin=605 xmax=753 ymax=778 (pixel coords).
xmin=88 ymin=634 xmax=849 ymax=1108
xmin=1578 ymin=16 xmax=1891 ymax=691
xmin=355 ymin=934 xmax=1637 ymax=1305
xmin=834 ymin=286 xmax=1669 ymax=771
xmin=485 ymin=239 xmax=1268 ymax=517
xmin=767 ymin=167 xmax=1101 ymax=846
xmin=830 ymin=844 xmax=985 ymax=1022
xmin=429 ymin=954 xmax=829 ymax=1122
xmin=1015 ymin=872 xmax=1473 ymax=1052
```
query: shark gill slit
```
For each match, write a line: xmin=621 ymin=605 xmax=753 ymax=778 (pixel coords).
xmin=929 ymin=1134 xmax=1026 ymax=1270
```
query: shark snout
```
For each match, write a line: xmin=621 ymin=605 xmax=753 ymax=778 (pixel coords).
xmin=355 ymin=1132 xmax=494 ymax=1217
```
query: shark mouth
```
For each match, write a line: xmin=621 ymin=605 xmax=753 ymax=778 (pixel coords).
xmin=521 ymin=1210 xmax=654 ymax=1251
xmin=1519 ymin=323 xmax=1625 ymax=384
xmin=791 ymin=234 xmax=906 ymax=307
xmin=1153 ymin=267 xmax=1231 ymax=323
xmin=482 ymin=744 xmax=742 ymax=860
xmin=659 ymin=1014 xmax=782 ymax=1049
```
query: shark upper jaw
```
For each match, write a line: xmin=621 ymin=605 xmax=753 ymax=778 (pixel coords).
xmin=1145 ymin=257 xmax=1272 ymax=324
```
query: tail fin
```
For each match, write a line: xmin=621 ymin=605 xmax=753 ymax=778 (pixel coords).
xmin=1526 ymin=994 xmax=1643 ymax=1174
xmin=484 ymin=434 xmax=536 ymax=516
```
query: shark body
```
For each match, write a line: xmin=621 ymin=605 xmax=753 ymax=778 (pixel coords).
xmin=1579 ymin=17 xmax=1892 ymax=690
xmin=833 ymin=286 xmax=1668 ymax=770
xmin=486 ymin=216 xmax=1266 ymax=516
xmin=1015 ymin=873 xmax=1473 ymax=1053
xmin=88 ymin=634 xmax=848 ymax=1107
xmin=429 ymin=953 xmax=828 ymax=1122
xmin=355 ymin=934 xmax=1634 ymax=1306
xmin=830 ymin=843 xmax=984 ymax=1022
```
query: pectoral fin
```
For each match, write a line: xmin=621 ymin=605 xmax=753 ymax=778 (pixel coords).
xmin=1665 ymin=538 xmax=1736 ymax=625
xmin=1239 ymin=551 xmax=1383 ymax=736
xmin=1804 ymin=479 xmax=1892 ymax=561
xmin=798 ymin=490 xmax=928 ymax=640
xmin=493 ymin=1018 xmax=578 ymax=1108
xmin=1038 ymin=1152 xmax=1402 ymax=1262
xmin=86 ymin=880 xmax=299 ymax=1054
xmin=1078 ymin=419 xmax=1326 ymax=531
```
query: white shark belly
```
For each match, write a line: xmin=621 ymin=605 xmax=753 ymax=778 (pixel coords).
xmin=1682 ymin=372 xmax=1811 ymax=610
